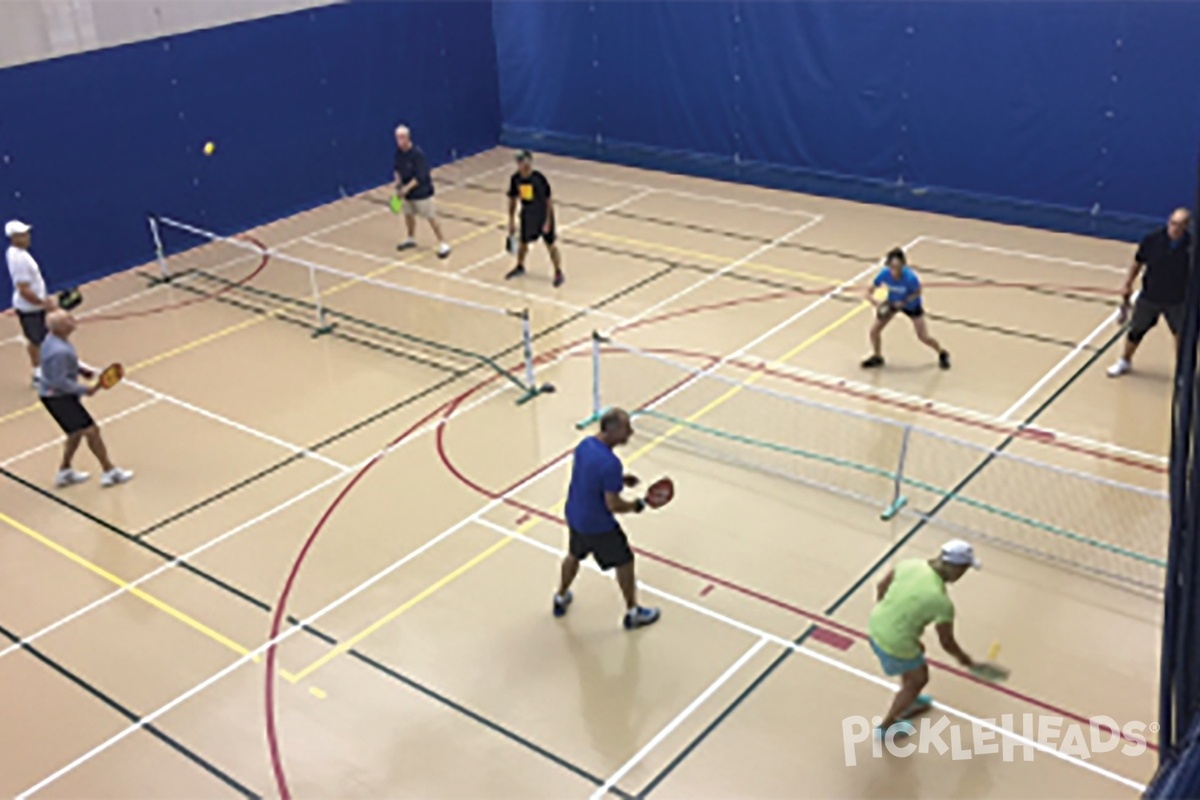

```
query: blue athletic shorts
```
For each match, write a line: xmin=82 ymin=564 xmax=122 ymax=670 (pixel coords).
xmin=870 ymin=638 xmax=926 ymax=676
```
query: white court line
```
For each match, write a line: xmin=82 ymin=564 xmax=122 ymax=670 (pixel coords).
xmin=298 ymin=237 xmax=626 ymax=323
xmin=609 ymin=215 xmax=832 ymax=333
xmin=741 ymin=355 xmax=1167 ymax=467
xmin=15 ymin=220 xmax=859 ymax=794
xmin=919 ymin=236 xmax=1125 ymax=274
xmin=590 ymin=638 xmax=770 ymax=799
xmin=16 ymin=426 xmax=584 ymax=799
xmin=474 ymin=519 xmax=1147 ymax=794
xmin=0 ymin=398 xmax=162 ymax=468
xmin=998 ymin=308 xmax=1121 ymax=422
xmin=122 ymin=380 xmax=351 ymax=473
xmin=0 ymin=161 xmax=511 ymax=347
xmin=531 ymin=166 xmax=821 ymax=218
xmin=457 ymin=187 xmax=655 ymax=276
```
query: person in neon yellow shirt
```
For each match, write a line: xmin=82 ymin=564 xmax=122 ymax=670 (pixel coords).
xmin=868 ymin=540 xmax=980 ymax=738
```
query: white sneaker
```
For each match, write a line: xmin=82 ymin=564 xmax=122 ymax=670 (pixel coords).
xmin=1106 ymin=359 xmax=1131 ymax=378
xmin=55 ymin=468 xmax=90 ymax=488
xmin=100 ymin=468 xmax=134 ymax=487
xmin=437 ymin=242 xmax=451 ymax=259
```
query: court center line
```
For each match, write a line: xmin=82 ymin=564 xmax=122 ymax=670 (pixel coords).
xmin=473 ymin=518 xmax=1147 ymax=794
xmin=455 ymin=188 xmax=656 ymax=276
xmin=123 ymin=379 xmax=352 ymax=473
xmin=998 ymin=308 xmax=1121 ymax=421
xmin=589 ymin=638 xmax=771 ymax=800
xmin=440 ymin=198 xmax=841 ymax=289
xmin=1 ymin=263 xmax=677 ymax=669
xmin=298 ymin=236 xmax=627 ymax=323
xmin=1 ymin=397 xmax=161 ymax=467
xmin=15 ymin=428 xmax=587 ymax=799
xmin=0 ymin=509 xmax=260 ymax=662
xmin=288 ymin=222 xmax=848 ymax=679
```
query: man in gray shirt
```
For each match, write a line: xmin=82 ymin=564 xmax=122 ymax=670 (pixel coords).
xmin=38 ymin=311 xmax=132 ymax=488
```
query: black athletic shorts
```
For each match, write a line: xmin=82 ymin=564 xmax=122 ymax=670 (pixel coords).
xmin=520 ymin=211 xmax=557 ymax=246
xmin=881 ymin=303 xmax=924 ymax=320
xmin=41 ymin=395 xmax=95 ymax=435
xmin=569 ymin=525 xmax=634 ymax=570
xmin=1128 ymin=296 xmax=1185 ymax=341
xmin=18 ymin=310 xmax=47 ymax=345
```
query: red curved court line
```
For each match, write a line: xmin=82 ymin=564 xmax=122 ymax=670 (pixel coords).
xmin=265 ymin=286 xmax=1157 ymax=795
xmin=433 ymin=392 xmax=1157 ymax=752
xmin=85 ymin=235 xmax=272 ymax=323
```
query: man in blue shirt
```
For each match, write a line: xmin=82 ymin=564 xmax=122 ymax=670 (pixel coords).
xmin=555 ymin=408 xmax=661 ymax=629
xmin=861 ymin=248 xmax=950 ymax=370
xmin=393 ymin=125 xmax=450 ymax=259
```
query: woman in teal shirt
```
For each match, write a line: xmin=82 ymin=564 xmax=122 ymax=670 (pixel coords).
xmin=862 ymin=248 xmax=950 ymax=370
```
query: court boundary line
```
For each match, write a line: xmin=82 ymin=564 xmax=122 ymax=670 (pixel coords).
xmin=0 ymin=618 xmax=260 ymax=798
xmin=738 ymin=355 xmax=1167 ymax=469
xmin=297 ymin=237 xmax=628 ymax=323
xmin=122 ymin=379 xmax=352 ymax=474
xmin=1 ymin=397 xmax=161 ymax=467
xmin=470 ymin=519 xmax=1147 ymax=795
xmin=919 ymin=236 xmax=1124 ymax=274
xmin=636 ymin=323 xmax=1131 ymax=797
xmin=457 ymin=188 xmax=656 ymax=276
xmin=998 ymin=308 xmax=1122 ymax=421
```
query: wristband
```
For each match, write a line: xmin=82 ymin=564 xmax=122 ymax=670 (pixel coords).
xmin=633 ymin=498 xmax=646 ymax=514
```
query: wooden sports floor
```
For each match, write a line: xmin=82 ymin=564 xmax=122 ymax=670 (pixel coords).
xmin=0 ymin=148 xmax=1169 ymax=798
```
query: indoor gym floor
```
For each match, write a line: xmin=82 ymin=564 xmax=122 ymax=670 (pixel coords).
xmin=0 ymin=147 xmax=1168 ymax=798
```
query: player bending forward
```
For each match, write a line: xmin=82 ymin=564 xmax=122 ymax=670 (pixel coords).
xmin=867 ymin=540 xmax=979 ymax=739
xmin=862 ymin=248 xmax=950 ymax=370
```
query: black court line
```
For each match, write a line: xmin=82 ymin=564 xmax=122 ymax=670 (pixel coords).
xmin=0 ymin=620 xmax=259 ymax=798
xmin=458 ymin=181 xmax=1116 ymax=309
xmin=523 ymin=227 xmax=1098 ymax=352
xmin=0 ymin=259 xmax=675 ymax=796
xmin=637 ymin=327 xmax=1125 ymax=797
xmin=132 ymin=258 xmax=675 ymax=538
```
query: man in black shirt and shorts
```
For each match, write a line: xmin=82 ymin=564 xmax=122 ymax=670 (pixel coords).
xmin=1108 ymin=207 xmax=1191 ymax=377
xmin=505 ymin=151 xmax=564 ymax=287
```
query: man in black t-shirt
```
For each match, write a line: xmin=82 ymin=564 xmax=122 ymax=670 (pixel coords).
xmin=393 ymin=125 xmax=450 ymax=258
xmin=505 ymin=151 xmax=564 ymax=287
xmin=1108 ymin=208 xmax=1192 ymax=377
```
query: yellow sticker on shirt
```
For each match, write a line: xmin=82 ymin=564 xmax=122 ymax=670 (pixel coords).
xmin=519 ymin=184 xmax=534 ymax=201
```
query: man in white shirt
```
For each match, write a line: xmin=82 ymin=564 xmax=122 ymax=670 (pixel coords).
xmin=6 ymin=220 xmax=53 ymax=387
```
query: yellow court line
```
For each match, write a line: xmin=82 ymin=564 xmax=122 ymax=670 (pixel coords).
xmin=290 ymin=295 xmax=872 ymax=683
xmin=0 ymin=221 xmax=496 ymax=429
xmin=286 ymin=537 xmax=512 ymax=683
xmin=440 ymin=199 xmax=843 ymax=288
xmin=0 ymin=509 xmax=255 ymax=658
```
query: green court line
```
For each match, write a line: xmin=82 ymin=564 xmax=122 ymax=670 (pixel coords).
xmin=638 ymin=323 xmax=1127 ymax=798
xmin=639 ymin=409 xmax=1165 ymax=567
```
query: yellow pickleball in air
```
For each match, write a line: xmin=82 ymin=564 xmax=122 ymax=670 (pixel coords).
xmin=203 ymin=141 xmax=215 ymax=156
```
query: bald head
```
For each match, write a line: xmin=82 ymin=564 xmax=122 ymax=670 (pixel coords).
xmin=1168 ymin=208 xmax=1191 ymax=241
xmin=46 ymin=310 xmax=76 ymax=338
xmin=394 ymin=125 xmax=412 ymax=151
xmin=598 ymin=407 xmax=634 ymax=447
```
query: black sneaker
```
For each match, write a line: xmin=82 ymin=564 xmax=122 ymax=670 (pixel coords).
xmin=396 ymin=240 xmax=417 ymax=252
xmin=623 ymin=606 xmax=661 ymax=630
xmin=505 ymin=264 xmax=526 ymax=280
xmin=553 ymin=590 xmax=573 ymax=618
xmin=939 ymin=350 xmax=951 ymax=370
xmin=861 ymin=355 xmax=885 ymax=368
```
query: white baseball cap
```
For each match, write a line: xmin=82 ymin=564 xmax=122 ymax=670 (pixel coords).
xmin=940 ymin=539 xmax=981 ymax=569
xmin=5 ymin=220 xmax=31 ymax=237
